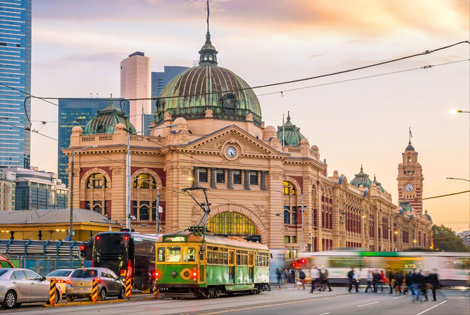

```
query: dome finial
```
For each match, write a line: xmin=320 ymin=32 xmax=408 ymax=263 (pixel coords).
xmin=360 ymin=164 xmax=363 ymax=172
xmin=199 ymin=0 xmax=218 ymax=66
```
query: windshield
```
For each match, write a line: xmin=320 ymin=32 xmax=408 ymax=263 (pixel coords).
xmin=0 ymin=270 xmax=8 ymax=277
xmin=71 ymin=269 xmax=98 ymax=278
xmin=47 ymin=270 xmax=72 ymax=277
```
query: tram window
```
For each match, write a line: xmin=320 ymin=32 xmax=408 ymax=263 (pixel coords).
xmin=223 ymin=253 xmax=228 ymax=264
xmin=167 ymin=247 xmax=181 ymax=262
xmin=157 ymin=247 xmax=165 ymax=262
xmin=229 ymin=252 xmax=234 ymax=264
xmin=184 ymin=247 xmax=196 ymax=262
xmin=237 ymin=254 xmax=241 ymax=265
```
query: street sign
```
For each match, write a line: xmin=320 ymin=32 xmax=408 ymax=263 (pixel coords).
xmin=300 ymin=245 xmax=305 ymax=252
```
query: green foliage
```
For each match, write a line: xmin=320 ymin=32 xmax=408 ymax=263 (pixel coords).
xmin=432 ymin=225 xmax=469 ymax=252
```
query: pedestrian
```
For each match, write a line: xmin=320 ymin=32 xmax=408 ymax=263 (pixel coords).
xmin=290 ymin=268 xmax=296 ymax=284
xmin=372 ymin=270 xmax=380 ymax=293
xmin=321 ymin=268 xmax=332 ymax=292
xmin=394 ymin=271 xmax=404 ymax=296
xmin=428 ymin=269 xmax=440 ymax=301
xmin=387 ymin=268 xmax=394 ymax=294
xmin=404 ymin=270 xmax=412 ymax=295
xmin=276 ymin=268 xmax=282 ymax=289
xmin=365 ymin=270 xmax=373 ymax=293
xmin=421 ymin=271 xmax=429 ymax=301
xmin=347 ymin=267 xmax=358 ymax=293
xmin=310 ymin=266 xmax=320 ymax=293
xmin=297 ymin=269 xmax=306 ymax=290
xmin=409 ymin=270 xmax=422 ymax=302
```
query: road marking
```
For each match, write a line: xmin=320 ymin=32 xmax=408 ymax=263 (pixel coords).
xmin=357 ymin=301 xmax=379 ymax=307
xmin=415 ymin=300 xmax=447 ymax=315
xmin=319 ymin=312 xmax=330 ymax=315
xmin=393 ymin=295 xmax=405 ymax=299
xmin=199 ymin=294 xmax=349 ymax=315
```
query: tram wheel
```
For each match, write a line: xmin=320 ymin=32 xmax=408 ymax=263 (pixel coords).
xmin=214 ymin=289 xmax=221 ymax=298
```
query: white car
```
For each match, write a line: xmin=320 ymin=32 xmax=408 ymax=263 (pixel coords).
xmin=46 ymin=269 xmax=74 ymax=301
xmin=0 ymin=268 xmax=57 ymax=309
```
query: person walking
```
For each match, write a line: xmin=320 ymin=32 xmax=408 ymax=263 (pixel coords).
xmin=347 ymin=267 xmax=358 ymax=293
xmin=298 ymin=269 xmax=306 ymax=290
xmin=387 ymin=268 xmax=394 ymax=294
xmin=379 ymin=270 xmax=386 ymax=293
xmin=372 ymin=270 xmax=380 ymax=293
xmin=365 ymin=270 xmax=373 ymax=293
xmin=409 ymin=270 xmax=422 ymax=302
xmin=428 ymin=269 xmax=440 ymax=301
xmin=421 ymin=271 xmax=429 ymax=301
xmin=394 ymin=271 xmax=404 ymax=296
xmin=404 ymin=270 xmax=412 ymax=295
xmin=321 ymin=268 xmax=332 ymax=292
xmin=276 ymin=268 xmax=283 ymax=289
xmin=310 ymin=266 xmax=320 ymax=293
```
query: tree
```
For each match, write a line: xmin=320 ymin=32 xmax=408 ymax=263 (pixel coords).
xmin=432 ymin=225 xmax=469 ymax=252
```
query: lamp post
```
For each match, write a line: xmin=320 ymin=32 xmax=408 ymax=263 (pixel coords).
xmin=69 ymin=145 xmax=96 ymax=241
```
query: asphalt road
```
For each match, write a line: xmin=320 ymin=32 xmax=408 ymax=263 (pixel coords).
xmin=1 ymin=288 xmax=469 ymax=315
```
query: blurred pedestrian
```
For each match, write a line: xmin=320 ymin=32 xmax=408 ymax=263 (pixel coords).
xmin=421 ymin=271 xmax=429 ymax=301
xmin=372 ymin=270 xmax=380 ymax=293
xmin=394 ymin=271 xmax=404 ymax=295
xmin=379 ymin=270 xmax=386 ymax=293
xmin=321 ymin=268 xmax=332 ymax=292
xmin=365 ymin=270 xmax=373 ymax=293
xmin=310 ymin=266 xmax=320 ymax=293
xmin=428 ymin=269 xmax=440 ymax=301
xmin=409 ymin=270 xmax=422 ymax=302
xmin=297 ymin=269 xmax=306 ymax=290
xmin=276 ymin=268 xmax=282 ymax=289
xmin=347 ymin=267 xmax=358 ymax=293
xmin=404 ymin=270 xmax=412 ymax=295
xmin=387 ymin=268 xmax=394 ymax=294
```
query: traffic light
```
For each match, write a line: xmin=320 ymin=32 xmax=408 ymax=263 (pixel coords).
xmin=79 ymin=244 xmax=86 ymax=259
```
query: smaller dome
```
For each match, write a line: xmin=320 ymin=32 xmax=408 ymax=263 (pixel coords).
xmin=84 ymin=99 xmax=136 ymax=135
xmin=300 ymin=138 xmax=309 ymax=146
xmin=399 ymin=198 xmax=412 ymax=212
xmin=372 ymin=174 xmax=386 ymax=193
xmin=174 ymin=117 xmax=187 ymax=125
xmin=265 ymin=125 xmax=276 ymax=133
xmin=350 ymin=165 xmax=372 ymax=189
xmin=405 ymin=141 xmax=415 ymax=151
xmin=277 ymin=112 xmax=306 ymax=146
xmin=311 ymin=145 xmax=319 ymax=151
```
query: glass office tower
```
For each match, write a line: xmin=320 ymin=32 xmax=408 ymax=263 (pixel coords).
xmin=57 ymin=98 xmax=130 ymax=186
xmin=0 ymin=0 xmax=32 ymax=168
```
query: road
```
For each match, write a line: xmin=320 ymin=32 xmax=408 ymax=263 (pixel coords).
xmin=1 ymin=288 xmax=469 ymax=314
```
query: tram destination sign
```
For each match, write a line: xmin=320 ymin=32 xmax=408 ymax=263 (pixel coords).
xmin=163 ymin=236 xmax=187 ymax=242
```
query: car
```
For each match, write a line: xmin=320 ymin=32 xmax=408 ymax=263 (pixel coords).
xmin=46 ymin=269 xmax=74 ymax=301
xmin=0 ymin=268 xmax=56 ymax=309
xmin=65 ymin=268 xmax=125 ymax=302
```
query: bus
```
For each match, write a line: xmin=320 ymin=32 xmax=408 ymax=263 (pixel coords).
xmin=92 ymin=231 xmax=160 ymax=291
xmin=154 ymin=228 xmax=270 ymax=298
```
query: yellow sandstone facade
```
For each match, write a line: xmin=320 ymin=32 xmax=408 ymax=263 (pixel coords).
xmin=64 ymin=28 xmax=431 ymax=253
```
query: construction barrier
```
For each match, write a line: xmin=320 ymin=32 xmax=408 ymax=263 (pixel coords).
xmin=91 ymin=278 xmax=99 ymax=302
xmin=49 ymin=279 xmax=56 ymax=306
xmin=125 ymin=276 xmax=132 ymax=299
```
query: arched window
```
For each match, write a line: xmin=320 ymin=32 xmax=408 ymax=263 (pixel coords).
xmin=208 ymin=212 xmax=258 ymax=237
xmin=87 ymin=173 xmax=108 ymax=189
xmin=284 ymin=208 xmax=290 ymax=224
xmin=221 ymin=93 xmax=237 ymax=108
xmin=283 ymin=181 xmax=296 ymax=195
xmin=140 ymin=204 xmax=150 ymax=221
xmin=133 ymin=173 xmax=155 ymax=189
xmin=93 ymin=204 xmax=102 ymax=215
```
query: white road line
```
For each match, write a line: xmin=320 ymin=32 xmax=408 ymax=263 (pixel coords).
xmin=393 ymin=295 xmax=405 ymax=299
xmin=415 ymin=300 xmax=447 ymax=315
xmin=319 ymin=313 xmax=330 ymax=315
xmin=357 ymin=301 xmax=379 ymax=307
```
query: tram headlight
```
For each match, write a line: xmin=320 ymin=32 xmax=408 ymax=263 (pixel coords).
xmin=192 ymin=268 xmax=198 ymax=282
xmin=155 ymin=269 xmax=160 ymax=281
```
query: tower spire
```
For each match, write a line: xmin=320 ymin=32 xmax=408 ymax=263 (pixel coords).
xmin=199 ymin=0 xmax=218 ymax=65
xmin=206 ymin=0 xmax=210 ymax=36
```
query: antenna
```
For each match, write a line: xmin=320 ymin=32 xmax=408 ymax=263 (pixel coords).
xmin=206 ymin=0 xmax=210 ymax=34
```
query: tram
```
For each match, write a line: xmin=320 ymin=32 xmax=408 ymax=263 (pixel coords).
xmin=154 ymin=226 xmax=270 ymax=298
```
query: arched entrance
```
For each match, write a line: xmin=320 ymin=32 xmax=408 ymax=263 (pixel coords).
xmin=208 ymin=212 xmax=259 ymax=237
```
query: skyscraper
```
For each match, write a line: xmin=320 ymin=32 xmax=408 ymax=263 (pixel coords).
xmin=120 ymin=51 xmax=151 ymax=134
xmin=57 ymin=98 xmax=130 ymax=186
xmin=0 ymin=0 xmax=32 ymax=168
xmin=151 ymin=66 xmax=189 ymax=99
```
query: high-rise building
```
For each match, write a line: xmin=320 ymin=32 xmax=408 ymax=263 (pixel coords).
xmin=0 ymin=168 xmax=16 ymax=211
xmin=58 ymin=98 xmax=130 ymax=186
xmin=397 ymin=139 xmax=424 ymax=215
xmin=1 ymin=167 xmax=68 ymax=210
xmin=151 ymin=66 xmax=189 ymax=99
xmin=0 ymin=0 xmax=32 ymax=168
xmin=120 ymin=52 xmax=151 ymax=134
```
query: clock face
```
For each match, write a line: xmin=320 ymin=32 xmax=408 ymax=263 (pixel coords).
xmin=404 ymin=183 xmax=414 ymax=192
xmin=225 ymin=146 xmax=237 ymax=158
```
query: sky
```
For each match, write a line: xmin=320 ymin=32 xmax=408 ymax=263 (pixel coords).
xmin=30 ymin=0 xmax=469 ymax=232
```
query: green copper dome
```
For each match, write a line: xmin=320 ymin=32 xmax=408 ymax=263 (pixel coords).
xmin=84 ymin=99 xmax=136 ymax=135
xmin=350 ymin=165 xmax=373 ymax=189
xmin=399 ymin=198 xmax=412 ymax=212
xmin=276 ymin=112 xmax=306 ymax=146
xmin=156 ymin=32 xmax=262 ymax=126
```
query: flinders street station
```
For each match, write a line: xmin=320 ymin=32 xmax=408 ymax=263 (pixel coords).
xmin=64 ymin=27 xmax=432 ymax=254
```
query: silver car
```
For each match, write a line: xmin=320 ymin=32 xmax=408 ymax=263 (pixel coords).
xmin=46 ymin=269 xmax=74 ymax=300
xmin=65 ymin=268 xmax=124 ymax=301
xmin=0 ymin=268 xmax=53 ymax=309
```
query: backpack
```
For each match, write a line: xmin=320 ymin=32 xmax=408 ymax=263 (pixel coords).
xmin=299 ymin=271 xmax=306 ymax=280
xmin=347 ymin=270 xmax=354 ymax=279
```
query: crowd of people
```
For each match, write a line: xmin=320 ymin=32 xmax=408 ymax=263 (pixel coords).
xmin=275 ymin=266 xmax=440 ymax=302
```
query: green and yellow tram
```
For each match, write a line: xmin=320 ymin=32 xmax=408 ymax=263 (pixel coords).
xmin=154 ymin=229 xmax=270 ymax=298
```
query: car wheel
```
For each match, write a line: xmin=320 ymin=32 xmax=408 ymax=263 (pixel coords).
xmin=54 ymin=290 xmax=60 ymax=304
xmin=66 ymin=295 xmax=74 ymax=302
xmin=2 ymin=291 xmax=17 ymax=309
xmin=118 ymin=287 xmax=125 ymax=299
xmin=99 ymin=288 xmax=106 ymax=301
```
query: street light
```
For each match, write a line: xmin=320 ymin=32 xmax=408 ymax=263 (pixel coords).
xmin=69 ymin=145 xmax=96 ymax=241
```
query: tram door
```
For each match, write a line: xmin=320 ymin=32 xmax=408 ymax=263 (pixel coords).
xmin=249 ymin=252 xmax=254 ymax=283
xmin=229 ymin=250 xmax=235 ymax=284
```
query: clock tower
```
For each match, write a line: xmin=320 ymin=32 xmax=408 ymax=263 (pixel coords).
xmin=397 ymin=139 xmax=424 ymax=215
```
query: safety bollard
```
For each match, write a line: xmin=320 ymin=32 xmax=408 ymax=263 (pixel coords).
xmin=49 ymin=279 xmax=56 ymax=306
xmin=125 ymin=276 xmax=132 ymax=299
xmin=91 ymin=277 xmax=99 ymax=302
xmin=153 ymin=281 xmax=159 ymax=299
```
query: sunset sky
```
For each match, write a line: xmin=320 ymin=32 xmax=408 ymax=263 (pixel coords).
xmin=30 ymin=0 xmax=469 ymax=232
